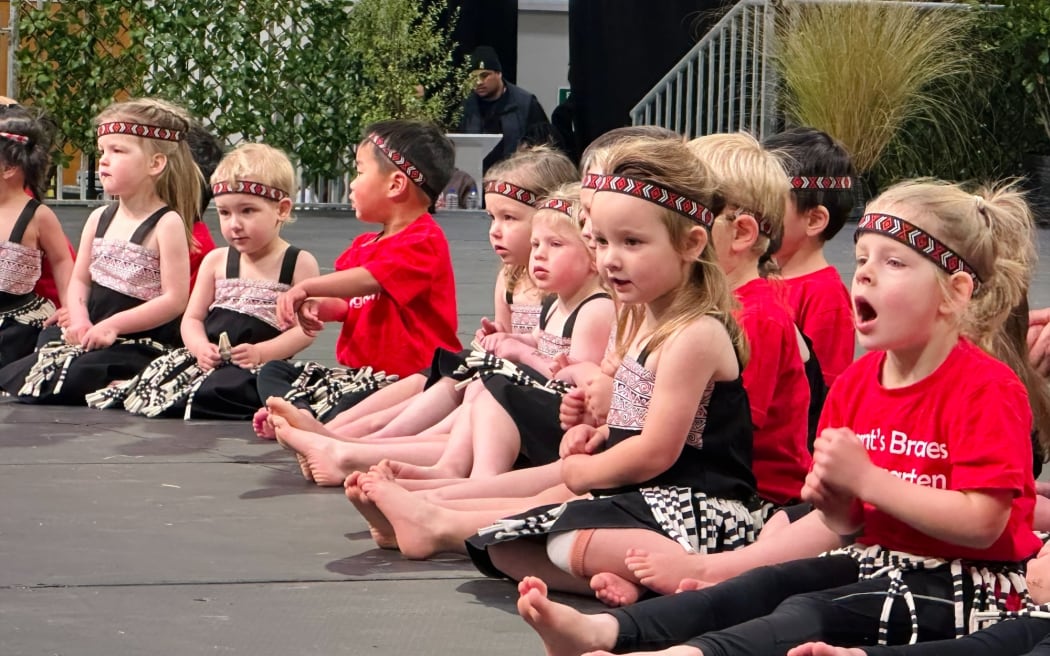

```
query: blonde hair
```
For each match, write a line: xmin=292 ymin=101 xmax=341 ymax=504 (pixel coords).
xmin=484 ymin=145 xmax=579 ymax=294
xmin=212 ymin=143 xmax=297 ymax=222
xmin=95 ymin=98 xmax=202 ymax=249
xmin=580 ymin=126 xmax=682 ymax=175
xmin=600 ymin=138 xmax=747 ymax=365
xmin=688 ymin=132 xmax=788 ymax=265
xmin=871 ymin=179 xmax=1050 ymax=457
xmin=533 ymin=182 xmax=584 ymax=235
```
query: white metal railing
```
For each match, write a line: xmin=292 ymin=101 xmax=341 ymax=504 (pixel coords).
xmin=631 ymin=0 xmax=776 ymax=140
xmin=631 ymin=0 xmax=982 ymax=141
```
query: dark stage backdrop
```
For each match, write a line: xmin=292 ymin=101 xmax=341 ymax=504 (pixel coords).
xmin=440 ymin=0 xmax=520 ymax=84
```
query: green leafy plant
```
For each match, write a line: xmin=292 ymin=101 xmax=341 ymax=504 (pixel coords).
xmin=774 ymin=0 xmax=978 ymax=173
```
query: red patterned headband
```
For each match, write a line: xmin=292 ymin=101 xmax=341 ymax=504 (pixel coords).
xmin=367 ymin=133 xmax=432 ymax=196
xmin=97 ymin=121 xmax=183 ymax=142
xmin=212 ymin=180 xmax=289 ymax=202
xmin=0 ymin=131 xmax=29 ymax=145
xmin=581 ymin=173 xmax=601 ymax=190
xmin=856 ymin=213 xmax=982 ymax=292
xmin=484 ymin=180 xmax=539 ymax=207
xmin=537 ymin=198 xmax=574 ymax=217
xmin=790 ymin=176 xmax=853 ymax=190
xmin=591 ymin=175 xmax=714 ymax=229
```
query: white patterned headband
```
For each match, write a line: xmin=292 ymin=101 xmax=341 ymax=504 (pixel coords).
xmin=212 ymin=180 xmax=289 ymax=202
xmin=97 ymin=121 xmax=183 ymax=142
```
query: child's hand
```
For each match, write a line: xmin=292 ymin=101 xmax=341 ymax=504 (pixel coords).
xmin=802 ymin=470 xmax=863 ymax=537
xmin=231 ymin=343 xmax=263 ymax=369
xmin=1026 ymin=541 xmax=1050 ymax=605
xmin=559 ymin=423 xmax=606 ymax=457
xmin=560 ymin=454 xmax=593 ymax=495
xmin=63 ymin=321 xmax=91 ymax=345
xmin=44 ymin=307 xmax=70 ymax=329
xmin=297 ymin=298 xmax=325 ymax=337
xmin=474 ymin=317 xmax=506 ymax=342
xmin=191 ymin=343 xmax=222 ymax=371
xmin=80 ymin=322 xmax=118 ymax=350
xmin=493 ymin=338 xmax=529 ymax=362
xmin=1029 ymin=308 xmax=1050 ymax=377
xmin=810 ymin=427 xmax=875 ymax=498
xmin=549 ymin=353 xmax=573 ymax=378
xmin=276 ymin=285 xmax=308 ymax=329
xmin=559 ymin=387 xmax=590 ymax=430
xmin=479 ymin=332 xmax=508 ymax=352
xmin=583 ymin=373 xmax=614 ymax=426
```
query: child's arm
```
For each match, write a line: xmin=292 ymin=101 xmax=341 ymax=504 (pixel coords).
xmin=560 ymin=317 xmax=731 ymax=494
xmin=276 ymin=267 xmax=380 ymax=329
xmin=565 ymin=297 xmax=616 ymax=366
xmin=180 ymin=249 xmax=223 ymax=370
xmin=475 ymin=273 xmax=511 ymax=341
xmin=63 ymin=209 xmax=104 ymax=344
xmin=34 ymin=205 xmax=75 ymax=309
xmin=82 ymin=212 xmax=190 ymax=350
xmin=230 ymin=251 xmax=321 ymax=368
xmin=812 ymin=426 xmax=1012 ymax=549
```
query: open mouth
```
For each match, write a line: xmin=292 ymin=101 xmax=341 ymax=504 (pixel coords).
xmin=854 ymin=297 xmax=877 ymax=325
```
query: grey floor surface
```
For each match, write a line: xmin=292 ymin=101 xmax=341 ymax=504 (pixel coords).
xmin=1 ymin=207 xmax=1047 ymax=655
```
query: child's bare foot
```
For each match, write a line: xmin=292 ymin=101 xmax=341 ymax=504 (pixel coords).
xmin=361 ymin=476 xmax=460 ymax=559
xmin=675 ymin=578 xmax=714 ymax=593
xmin=625 ymin=548 xmax=701 ymax=596
xmin=786 ymin=643 xmax=866 ymax=656
xmin=253 ymin=407 xmax=276 ymax=439
xmin=344 ymin=472 xmax=397 ymax=550
xmin=266 ymin=397 xmax=331 ymax=436
xmin=271 ymin=415 xmax=346 ymax=486
xmin=517 ymin=576 xmax=617 ymax=656
xmin=381 ymin=459 xmax=459 ymax=481
xmin=590 ymin=572 xmax=642 ymax=607
xmin=369 ymin=460 xmax=397 ymax=481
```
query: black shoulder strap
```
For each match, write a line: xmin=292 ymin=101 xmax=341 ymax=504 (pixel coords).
xmin=224 ymin=247 xmax=239 ymax=279
xmin=8 ymin=198 xmax=41 ymax=244
xmin=278 ymin=246 xmax=301 ymax=285
xmin=561 ymin=292 xmax=611 ymax=337
xmin=129 ymin=206 xmax=172 ymax=245
xmin=637 ymin=341 xmax=654 ymax=367
xmin=94 ymin=203 xmax=120 ymax=239
xmin=538 ymin=294 xmax=558 ymax=331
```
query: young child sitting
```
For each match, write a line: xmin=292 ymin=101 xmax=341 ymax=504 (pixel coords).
xmin=255 ymin=120 xmax=460 ymax=418
xmin=88 ymin=143 xmax=319 ymax=419
xmin=763 ymin=127 xmax=857 ymax=394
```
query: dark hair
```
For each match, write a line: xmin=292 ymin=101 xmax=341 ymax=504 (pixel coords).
xmin=763 ymin=127 xmax=856 ymax=241
xmin=184 ymin=122 xmax=225 ymax=220
xmin=0 ymin=106 xmax=56 ymax=201
xmin=361 ymin=119 xmax=454 ymax=207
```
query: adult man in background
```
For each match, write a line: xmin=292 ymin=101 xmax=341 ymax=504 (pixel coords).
xmin=458 ymin=45 xmax=553 ymax=172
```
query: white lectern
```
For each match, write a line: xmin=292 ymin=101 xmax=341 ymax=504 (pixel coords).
xmin=446 ymin=133 xmax=502 ymax=207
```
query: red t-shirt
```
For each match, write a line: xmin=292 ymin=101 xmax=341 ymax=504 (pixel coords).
xmin=34 ymin=238 xmax=75 ymax=308
xmin=784 ymin=266 xmax=855 ymax=388
xmin=735 ymin=278 xmax=812 ymax=505
xmin=819 ymin=338 xmax=1040 ymax=562
xmin=334 ymin=213 xmax=461 ymax=378
xmin=190 ymin=220 xmax=217 ymax=291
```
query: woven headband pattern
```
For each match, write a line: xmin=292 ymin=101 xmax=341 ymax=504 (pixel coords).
xmin=483 ymin=180 xmax=538 ymax=207
xmin=581 ymin=173 xmax=601 ymax=190
xmin=592 ymin=175 xmax=714 ymax=228
xmin=97 ymin=121 xmax=183 ymax=142
xmin=856 ymin=213 xmax=982 ymax=292
xmin=0 ymin=131 xmax=29 ymax=145
xmin=790 ymin=176 xmax=853 ymax=190
xmin=212 ymin=180 xmax=289 ymax=202
xmin=367 ymin=134 xmax=427 ymax=190
xmin=537 ymin=198 xmax=574 ymax=217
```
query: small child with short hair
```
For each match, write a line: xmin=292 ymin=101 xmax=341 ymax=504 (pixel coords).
xmin=763 ymin=127 xmax=857 ymax=391
xmin=88 ymin=143 xmax=319 ymax=419
xmin=257 ymin=120 xmax=461 ymax=416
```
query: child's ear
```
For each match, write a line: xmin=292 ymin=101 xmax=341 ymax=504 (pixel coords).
xmin=683 ymin=225 xmax=708 ymax=261
xmin=732 ymin=213 xmax=760 ymax=253
xmin=941 ymin=271 xmax=975 ymax=315
xmin=804 ymin=205 xmax=830 ymax=237
xmin=276 ymin=197 xmax=293 ymax=220
xmin=387 ymin=170 xmax=411 ymax=198
xmin=147 ymin=153 xmax=168 ymax=177
xmin=0 ymin=165 xmax=17 ymax=180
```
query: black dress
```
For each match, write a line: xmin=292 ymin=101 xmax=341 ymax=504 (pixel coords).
xmin=89 ymin=247 xmax=301 ymax=420
xmin=0 ymin=199 xmax=55 ymax=367
xmin=0 ymin=204 xmax=179 ymax=405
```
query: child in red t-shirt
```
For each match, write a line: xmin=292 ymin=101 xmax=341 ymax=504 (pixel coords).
xmin=512 ymin=179 xmax=1044 ymax=655
xmin=763 ymin=128 xmax=857 ymax=393
xmin=257 ymin=120 xmax=460 ymax=415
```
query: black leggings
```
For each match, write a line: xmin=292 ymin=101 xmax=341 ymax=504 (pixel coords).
xmin=862 ymin=618 xmax=1050 ymax=656
xmin=610 ymin=555 xmax=970 ymax=656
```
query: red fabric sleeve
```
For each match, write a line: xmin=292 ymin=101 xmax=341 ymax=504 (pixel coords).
xmin=360 ymin=226 xmax=439 ymax=307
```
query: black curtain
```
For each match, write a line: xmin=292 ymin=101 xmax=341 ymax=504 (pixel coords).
xmin=441 ymin=0 xmax=519 ymax=83
xmin=568 ymin=0 xmax=730 ymax=150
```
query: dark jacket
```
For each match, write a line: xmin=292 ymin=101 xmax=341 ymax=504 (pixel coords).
xmin=459 ymin=81 xmax=552 ymax=171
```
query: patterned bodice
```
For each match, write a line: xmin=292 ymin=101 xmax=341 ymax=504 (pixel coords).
xmin=607 ymin=355 xmax=714 ymax=448
xmin=210 ymin=277 xmax=289 ymax=330
xmin=89 ymin=239 xmax=163 ymax=302
xmin=0 ymin=241 xmax=42 ymax=296
xmin=537 ymin=330 xmax=572 ymax=359
xmin=510 ymin=302 xmax=542 ymax=334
